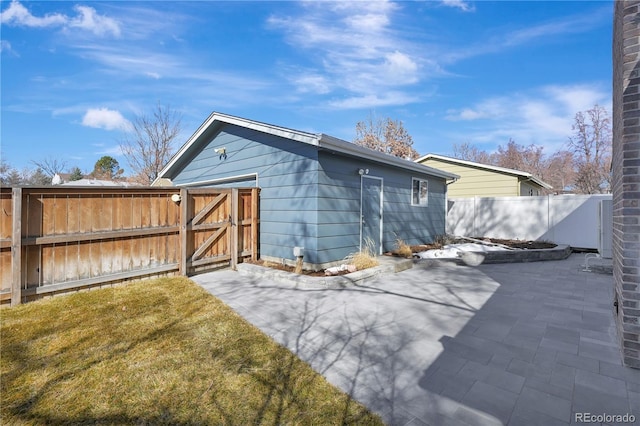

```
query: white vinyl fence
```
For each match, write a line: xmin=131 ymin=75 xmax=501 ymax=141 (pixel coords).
xmin=447 ymin=194 xmax=613 ymax=251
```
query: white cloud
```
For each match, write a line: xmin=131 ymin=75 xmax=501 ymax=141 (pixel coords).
xmin=443 ymin=84 xmax=611 ymax=152
xmin=0 ymin=40 xmax=15 ymax=54
xmin=343 ymin=12 xmax=391 ymax=32
xmin=384 ymin=51 xmax=419 ymax=84
xmin=1 ymin=1 xmax=66 ymax=27
xmin=293 ymin=74 xmax=332 ymax=94
xmin=328 ymin=91 xmax=419 ymax=109
xmin=445 ymin=98 xmax=509 ymax=121
xmin=82 ymin=108 xmax=132 ymax=131
xmin=452 ymin=108 xmax=484 ymax=121
xmin=443 ymin=6 xmax=609 ymax=63
xmin=268 ymin=1 xmax=427 ymax=109
xmin=95 ymin=145 xmax=124 ymax=156
xmin=441 ymin=0 xmax=475 ymax=13
xmin=68 ymin=5 xmax=120 ymax=37
xmin=0 ymin=1 xmax=120 ymax=37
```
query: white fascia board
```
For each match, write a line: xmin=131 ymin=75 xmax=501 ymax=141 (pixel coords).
xmin=212 ymin=112 xmax=320 ymax=146
xmin=319 ymin=135 xmax=459 ymax=181
xmin=414 ymin=153 xmax=431 ymax=163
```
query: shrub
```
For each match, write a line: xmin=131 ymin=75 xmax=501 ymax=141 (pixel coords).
xmin=345 ymin=238 xmax=379 ymax=270
xmin=395 ymin=238 xmax=413 ymax=258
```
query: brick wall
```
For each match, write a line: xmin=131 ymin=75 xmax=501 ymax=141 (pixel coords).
xmin=613 ymin=0 xmax=640 ymax=369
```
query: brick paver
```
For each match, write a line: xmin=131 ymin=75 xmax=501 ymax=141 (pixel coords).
xmin=192 ymin=254 xmax=640 ymax=425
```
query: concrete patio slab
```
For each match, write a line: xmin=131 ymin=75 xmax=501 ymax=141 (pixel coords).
xmin=191 ymin=254 xmax=640 ymax=425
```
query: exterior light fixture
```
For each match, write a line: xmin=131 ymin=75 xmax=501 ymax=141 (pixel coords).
xmin=214 ymin=147 xmax=227 ymax=160
xmin=358 ymin=168 xmax=370 ymax=175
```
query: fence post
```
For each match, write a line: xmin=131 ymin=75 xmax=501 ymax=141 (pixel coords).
xmin=11 ymin=188 xmax=22 ymax=306
xmin=179 ymin=188 xmax=189 ymax=276
xmin=230 ymin=188 xmax=239 ymax=270
xmin=251 ymin=188 xmax=259 ymax=261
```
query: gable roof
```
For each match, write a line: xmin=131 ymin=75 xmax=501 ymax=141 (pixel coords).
xmin=415 ymin=153 xmax=553 ymax=190
xmin=156 ymin=112 xmax=459 ymax=184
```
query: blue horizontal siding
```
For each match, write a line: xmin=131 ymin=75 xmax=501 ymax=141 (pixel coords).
xmin=168 ymin=122 xmax=448 ymax=265
xmin=172 ymin=125 xmax=318 ymax=186
xmin=170 ymin=123 xmax=322 ymax=264
xmin=317 ymin=151 xmax=447 ymax=256
xmin=380 ymin=167 xmax=446 ymax=250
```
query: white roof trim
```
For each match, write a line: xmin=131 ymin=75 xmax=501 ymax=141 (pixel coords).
xmin=155 ymin=112 xmax=459 ymax=184
xmin=157 ymin=112 xmax=320 ymax=182
xmin=416 ymin=153 xmax=552 ymax=189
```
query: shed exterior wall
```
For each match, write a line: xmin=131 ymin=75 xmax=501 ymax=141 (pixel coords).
xmin=167 ymin=122 xmax=449 ymax=268
xmin=170 ymin=124 xmax=322 ymax=265
xmin=316 ymin=152 xmax=447 ymax=263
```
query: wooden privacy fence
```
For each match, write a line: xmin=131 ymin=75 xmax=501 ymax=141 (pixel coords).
xmin=0 ymin=186 xmax=259 ymax=306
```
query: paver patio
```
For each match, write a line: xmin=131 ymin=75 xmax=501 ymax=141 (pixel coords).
xmin=192 ymin=254 xmax=640 ymax=425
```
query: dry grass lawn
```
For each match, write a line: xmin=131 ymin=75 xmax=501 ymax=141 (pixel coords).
xmin=1 ymin=277 xmax=383 ymax=425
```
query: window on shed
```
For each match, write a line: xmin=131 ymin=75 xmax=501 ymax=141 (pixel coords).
xmin=412 ymin=178 xmax=428 ymax=206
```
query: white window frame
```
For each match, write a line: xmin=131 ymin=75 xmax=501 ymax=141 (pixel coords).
xmin=411 ymin=178 xmax=428 ymax=207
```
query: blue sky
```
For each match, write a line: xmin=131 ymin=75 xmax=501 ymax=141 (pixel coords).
xmin=1 ymin=1 xmax=613 ymax=176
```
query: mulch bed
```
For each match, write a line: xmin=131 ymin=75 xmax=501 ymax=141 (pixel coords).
xmin=472 ymin=238 xmax=557 ymax=250
xmin=243 ymin=259 xmax=351 ymax=276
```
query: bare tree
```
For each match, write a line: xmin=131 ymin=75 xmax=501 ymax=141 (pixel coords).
xmin=29 ymin=168 xmax=51 ymax=186
xmin=451 ymin=140 xmax=557 ymax=193
xmin=1 ymin=159 xmax=54 ymax=186
xmin=495 ymin=139 xmax=547 ymax=179
xmin=31 ymin=156 xmax=67 ymax=178
xmin=545 ymin=150 xmax=577 ymax=193
xmin=354 ymin=112 xmax=419 ymax=160
xmin=452 ymin=142 xmax=494 ymax=164
xmin=120 ymin=104 xmax=182 ymax=185
xmin=568 ymin=104 xmax=612 ymax=194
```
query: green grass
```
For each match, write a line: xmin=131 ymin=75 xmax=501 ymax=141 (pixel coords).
xmin=1 ymin=277 xmax=383 ymax=425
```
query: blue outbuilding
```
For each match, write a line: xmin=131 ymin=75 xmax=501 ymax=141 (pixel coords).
xmin=154 ymin=112 xmax=458 ymax=269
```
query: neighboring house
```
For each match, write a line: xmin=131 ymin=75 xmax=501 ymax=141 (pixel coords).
xmin=154 ymin=112 xmax=458 ymax=268
xmin=415 ymin=154 xmax=552 ymax=198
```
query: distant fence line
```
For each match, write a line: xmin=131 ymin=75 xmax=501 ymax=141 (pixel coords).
xmin=1 ymin=186 xmax=260 ymax=306
xmin=447 ymin=194 xmax=613 ymax=251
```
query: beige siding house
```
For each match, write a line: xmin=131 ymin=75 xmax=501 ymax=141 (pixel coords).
xmin=416 ymin=154 xmax=552 ymax=198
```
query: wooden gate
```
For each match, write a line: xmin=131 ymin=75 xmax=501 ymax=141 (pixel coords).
xmin=179 ymin=187 xmax=259 ymax=275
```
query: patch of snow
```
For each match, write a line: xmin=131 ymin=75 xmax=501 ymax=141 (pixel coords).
xmin=414 ymin=243 xmax=511 ymax=260
xmin=325 ymin=264 xmax=357 ymax=276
